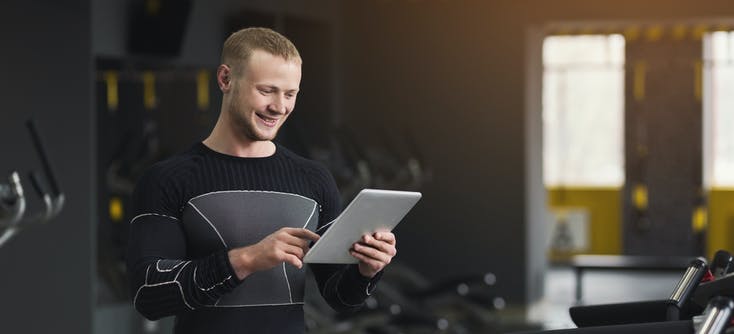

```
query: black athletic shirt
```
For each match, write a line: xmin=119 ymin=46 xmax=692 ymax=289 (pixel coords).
xmin=126 ymin=142 xmax=380 ymax=333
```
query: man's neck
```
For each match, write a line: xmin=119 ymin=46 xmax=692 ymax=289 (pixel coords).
xmin=203 ymin=128 xmax=275 ymax=158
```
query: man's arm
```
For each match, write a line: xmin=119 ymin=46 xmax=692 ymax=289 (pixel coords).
xmin=351 ymin=231 xmax=397 ymax=278
xmin=227 ymin=227 xmax=320 ymax=280
xmin=127 ymin=214 xmax=241 ymax=320
xmin=307 ymin=165 xmax=397 ymax=313
xmin=308 ymin=231 xmax=397 ymax=313
xmin=126 ymin=168 xmax=240 ymax=320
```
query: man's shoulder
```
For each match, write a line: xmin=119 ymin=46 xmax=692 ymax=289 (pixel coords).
xmin=140 ymin=144 xmax=203 ymax=185
xmin=277 ymin=145 xmax=331 ymax=175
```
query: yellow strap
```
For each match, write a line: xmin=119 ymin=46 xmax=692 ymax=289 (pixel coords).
xmin=692 ymin=206 xmax=707 ymax=232
xmin=197 ymin=69 xmax=210 ymax=111
xmin=109 ymin=197 xmax=124 ymax=222
xmin=633 ymin=184 xmax=648 ymax=210
xmin=645 ymin=25 xmax=664 ymax=42
xmin=104 ymin=70 xmax=119 ymax=111
xmin=143 ymin=71 xmax=156 ymax=110
xmin=633 ymin=61 xmax=646 ymax=102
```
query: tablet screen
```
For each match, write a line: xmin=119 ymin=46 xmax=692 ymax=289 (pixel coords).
xmin=303 ymin=189 xmax=421 ymax=264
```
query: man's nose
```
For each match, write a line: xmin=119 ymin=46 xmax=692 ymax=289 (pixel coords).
xmin=269 ymin=95 xmax=287 ymax=114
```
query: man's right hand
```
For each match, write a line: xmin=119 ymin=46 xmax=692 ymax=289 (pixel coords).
xmin=228 ymin=227 xmax=320 ymax=280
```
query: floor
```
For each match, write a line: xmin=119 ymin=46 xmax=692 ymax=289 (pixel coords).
xmin=94 ymin=266 xmax=684 ymax=334
xmin=525 ymin=266 xmax=682 ymax=330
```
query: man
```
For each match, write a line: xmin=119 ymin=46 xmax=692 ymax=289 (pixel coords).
xmin=127 ymin=27 xmax=397 ymax=333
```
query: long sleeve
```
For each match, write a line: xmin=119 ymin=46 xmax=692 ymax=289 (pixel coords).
xmin=126 ymin=167 xmax=241 ymax=320
xmin=311 ymin=263 xmax=382 ymax=313
xmin=307 ymin=165 xmax=383 ymax=313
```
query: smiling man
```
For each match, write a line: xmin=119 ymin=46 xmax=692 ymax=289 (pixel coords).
xmin=126 ymin=27 xmax=397 ymax=333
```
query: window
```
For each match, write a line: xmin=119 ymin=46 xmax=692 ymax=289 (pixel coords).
xmin=543 ymin=35 xmax=625 ymax=187
xmin=704 ymin=31 xmax=734 ymax=187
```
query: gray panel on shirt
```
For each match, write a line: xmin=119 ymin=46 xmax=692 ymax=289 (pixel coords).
xmin=183 ymin=191 xmax=319 ymax=307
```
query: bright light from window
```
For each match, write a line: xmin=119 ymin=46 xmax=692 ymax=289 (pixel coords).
xmin=704 ymin=31 xmax=734 ymax=187
xmin=543 ymin=35 xmax=625 ymax=187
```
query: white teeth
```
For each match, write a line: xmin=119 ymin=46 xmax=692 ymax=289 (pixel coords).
xmin=258 ymin=114 xmax=277 ymax=125
xmin=258 ymin=114 xmax=277 ymax=123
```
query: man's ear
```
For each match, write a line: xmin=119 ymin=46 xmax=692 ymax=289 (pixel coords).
xmin=217 ymin=64 xmax=232 ymax=92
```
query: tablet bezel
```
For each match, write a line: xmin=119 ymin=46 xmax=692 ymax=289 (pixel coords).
xmin=303 ymin=189 xmax=421 ymax=264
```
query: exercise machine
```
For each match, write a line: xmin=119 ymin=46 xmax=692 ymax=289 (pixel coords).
xmin=0 ymin=119 xmax=64 ymax=248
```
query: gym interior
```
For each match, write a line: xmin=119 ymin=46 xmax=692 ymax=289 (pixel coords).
xmin=2 ymin=0 xmax=734 ymax=333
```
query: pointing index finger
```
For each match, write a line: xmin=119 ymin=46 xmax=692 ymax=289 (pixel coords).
xmin=289 ymin=228 xmax=321 ymax=242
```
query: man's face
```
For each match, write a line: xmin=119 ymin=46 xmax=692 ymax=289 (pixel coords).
xmin=227 ymin=50 xmax=301 ymax=142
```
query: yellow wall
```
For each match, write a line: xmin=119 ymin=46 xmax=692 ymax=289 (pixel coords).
xmin=707 ymin=189 xmax=734 ymax=259
xmin=547 ymin=187 xmax=622 ymax=256
xmin=547 ymin=187 xmax=734 ymax=259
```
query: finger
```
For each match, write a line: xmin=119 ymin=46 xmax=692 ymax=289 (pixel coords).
xmin=352 ymin=242 xmax=392 ymax=264
xmin=373 ymin=231 xmax=396 ymax=245
xmin=281 ymin=243 xmax=306 ymax=259
xmin=279 ymin=232 xmax=313 ymax=248
xmin=282 ymin=253 xmax=303 ymax=269
xmin=350 ymin=250 xmax=383 ymax=272
xmin=361 ymin=235 xmax=397 ymax=256
xmin=286 ymin=228 xmax=321 ymax=242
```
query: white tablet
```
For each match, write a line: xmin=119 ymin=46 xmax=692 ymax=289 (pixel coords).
xmin=304 ymin=189 xmax=422 ymax=264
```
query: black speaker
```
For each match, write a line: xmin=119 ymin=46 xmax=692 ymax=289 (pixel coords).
xmin=127 ymin=0 xmax=192 ymax=57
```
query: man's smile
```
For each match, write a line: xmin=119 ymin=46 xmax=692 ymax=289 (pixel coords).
xmin=256 ymin=113 xmax=279 ymax=127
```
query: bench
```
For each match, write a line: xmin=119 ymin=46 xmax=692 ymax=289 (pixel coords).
xmin=568 ymin=255 xmax=694 ymax=302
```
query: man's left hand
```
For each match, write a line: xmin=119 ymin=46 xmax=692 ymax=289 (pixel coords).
xmin=350 ymin=231 xmax=397 ymax=278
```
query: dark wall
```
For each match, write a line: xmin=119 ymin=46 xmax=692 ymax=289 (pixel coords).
xmin=0 ymin=0 xmax=93 ymax=332
xmin=340 ymin=0 xmax=529 ymax=303
xmin=339 ymin=0 xmax=734 ymax=303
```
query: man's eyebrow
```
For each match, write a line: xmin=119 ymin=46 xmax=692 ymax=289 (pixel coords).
xmin=255 ymin=84 xmax=298 ymax=92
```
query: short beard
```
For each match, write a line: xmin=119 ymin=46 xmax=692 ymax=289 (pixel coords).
xmin=227 ymin=85 xmax=276 ymax=142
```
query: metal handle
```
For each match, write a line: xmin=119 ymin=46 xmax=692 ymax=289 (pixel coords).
xmin=0 ymin=172 xmax=26 ymax=228
xmin=669 ymin=258 xmax=708 ymax=308
xmin=0 ymin=120 xmax=65 ymax=248
xmin=696 ymin=296 xmax=734 ymax=334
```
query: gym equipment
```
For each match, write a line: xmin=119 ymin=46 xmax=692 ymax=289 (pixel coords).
xmin=0 ymin=119 xmax=64 ymax=247
xmin=570 ymin=257 xmax=707 ymax=327
xmin=559 ymin=278 xmax=734 ymax=334
xmin=296 ymin=124 xmax=430 ymax=206
xmin=514 ymin=252 xmax=734 ymax=334
xmin=692 ymin=296 xmax=734 ymax=334
xmin=379 ymin=263 xmax=505 ymax=333
xmin=710 ymin=250 xmax=734 ymax=279
xmin=569 ymin=254 xmax=693 ymax=302
xmin=304 ymin=262 xmax=505 ymax=334
xmin=515 ymin=280 xmax=734 ymax=334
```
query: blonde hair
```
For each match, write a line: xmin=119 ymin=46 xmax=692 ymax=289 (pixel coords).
xmin=221 ymin=27 xmax=301 ymax=76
